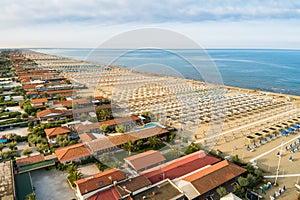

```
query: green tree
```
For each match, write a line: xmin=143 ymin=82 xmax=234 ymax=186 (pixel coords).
xmin=56 ymin=134 xmax=69 ymax=147
xmin=0 ymin=143 xmax=4 ymax=152
xmin=185 ymin=142 xmax=201 ymax=154
xmin=22 ymin=148 xmax=33 ymax=156
xmin=68 ymin=170 xmax=83 ymax=187
xmin=25 ymin=193 xmax=36 ymax=200
xmin=21 ymin=113 xmax=29 ymax=118
xmin=246 ymin=174 xmax=255 ymax=188
xmin=96 ymin=108 xmax=112 ymax=121
xmin=7 ymin=141 xmax=17 ymax=150
xmin=147 ymin=136 xmax=162 ymax=148
xmin=238 ymin=176 xmax=249 ymax=187
xmin=100 ymin=124 xmax=109 ymax=133
xmin=135 ymin=140 xmax=143 ymax=151
xmin=254 ymin=169 xmax=263 ymax=177
xmin=97 ymin=162 xmax=107 ymax=172
xmin=231 ymin=155 xmax=240 ymax=164
xmin=36 ymin=143 xmax=49 ymax=154
xmin=115 ymin=124 xmax=126 ymax=133
xmin=233 ymin=184 xmax=245 ymax=197
xmin=23 ymin=104 xmax=36 ymax=115
xmin=28 ymin=134 xmax=43 ymax=146
xmin=122 ymin=140 xmax=135 ymax=155
xmin=216 ymin=186 xmax=228 ymax=197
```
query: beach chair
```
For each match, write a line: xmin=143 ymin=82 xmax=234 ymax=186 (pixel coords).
xmin=254 ymin=143 xmax=257 ymax=148
xmin=289 ymin=156 xmax=293 ymax=161
xmin=264 ymin=138 xmax=268 ymax=143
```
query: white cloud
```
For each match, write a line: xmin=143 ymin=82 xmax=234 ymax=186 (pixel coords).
xmin=1 ymin=1 xmax=300 ymax=48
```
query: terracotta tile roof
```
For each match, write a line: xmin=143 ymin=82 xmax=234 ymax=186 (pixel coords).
xmin=99 ymin=116 xmax=140 ymax=126
xmin=23 ymin=84 xmax=40 ymax=90
xmin=55 ymin=143 xmax=92 ymax=163
xmin=75 ymin=123 xmax=100 ymax=132
xmin=26 ymin=91 xmax=38 ymax=95
xmin=87 ymin=127 xmax=169 ymax=153
xmin=31 ymin=98 xmax=48 ymax=104
xmin=182 ymin=160 xmax=246 ymax=195
xmin=54 ymin=100 xmax=73 ymax=107
xmin=79 ymin=133 xmax=97 ymax=142
xmin=141 ymin=151 xmax=220 ymax=184
xmin=96 ymin=104 xmax=112 ymax=109
xmin=87 ymin=175 xmax=151 ymax=200
xmin=87 ymin=188 xmax=120 ymax=200
xmin=21 ymin=78 xmax=30 ymax=83
xmin=124 ymin=150 xmax=166 ymax=171
xmin=16 ymin=154 xmax=44 ymax=167
xmin=37 ymin=108 xmax=72 ymax=118
xmin=54 ymin=98 xmax=88 ymax=107
xmin=44 ymin=126 xmax=71 ymax=137
xmin=94 ymin=96 xmax=105 ymax=100
xmin=74 ymin=168 xmax=126 ymax=195
xmin=46 ymin=89 xmax=73 ymax=95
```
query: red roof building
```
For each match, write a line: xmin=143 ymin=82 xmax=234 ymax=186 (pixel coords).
xmin=124 ymin=150 xmax=166 ymax=172
xmin=44 ymin=126 xmax=71 ymax=140
xmin=141 ymin=151 xmax=220 ymax=184
xmin=16 ymin=154 xmax=44 ymax=167
xmin=55 ymin=143 xmax=92 ymax=164
xmin=176 ymin=160 xmax=247 ymax=199
xmin=37 ymin=108 xmax=72 ymax=122
xmin=74 ymin=168 xmax=126 ymax=198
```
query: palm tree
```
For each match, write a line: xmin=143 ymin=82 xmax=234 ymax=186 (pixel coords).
xmin=135 ymin=140 xmax=143 ymax=151
xmin=67 ymin=163 xmax=78 ymax=173
xmin=147 ymin=136 xmax=162 ymax=148
xmin=122 ymin=140 xmax=135 ymax=155
xmin=68 ymin=170 xmax=83 ymax=187
xmin=216 ymin=186 xmax=228 ymax=197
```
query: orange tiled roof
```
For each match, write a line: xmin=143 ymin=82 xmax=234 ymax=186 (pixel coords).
xmin=182 ymin=160 xmax=247 ymax=195
xmin=16 ymin=154 xmax=44 ymax=167
xmin=55 ymin=143 xmax=91 ymax=163
xmin=141 ymin=151 xmax=220 ymax=184
xmin=79 ymin=133 xmax=97 ymax=143
xmin=74 ymin=168 xmax=126 ymax=195
xmin=99 ymin=116 xmax=140 ymax=126
xmin=46 ymin=89 xmax=73 ymax=95
xmin=37 ymin=108 xmax=72 ymax=118
xmin=87 ymin=126 xmax=169 ymax=153
xmin=124 ymin=150 xmax=166 ymax=171
xmin=23 ymin=84 xmax=40 ymax=90
xmin=44 ymin=126 xmax=71 ymax=137
xmin=31 ymin=98 xmax=48 ymax=104
xmin=26 ymin=91 xmax=38 ymax=95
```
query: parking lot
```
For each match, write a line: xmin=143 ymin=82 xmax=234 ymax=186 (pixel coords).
xmin=30 ymin=169 xmax=76 ymax=200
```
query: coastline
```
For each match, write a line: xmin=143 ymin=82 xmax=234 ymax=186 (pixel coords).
xmin=27 ymin=49 xmax=300 ymax=102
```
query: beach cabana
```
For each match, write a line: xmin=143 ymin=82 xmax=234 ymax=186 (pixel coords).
xmin=280 ymin=130 xmax=288 ymax=136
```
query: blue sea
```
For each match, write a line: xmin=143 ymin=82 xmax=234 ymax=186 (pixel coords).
xmin=31 ymin=48 xmax=300 ymax=96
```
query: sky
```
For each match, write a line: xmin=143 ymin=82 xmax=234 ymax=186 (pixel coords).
xmin=1 ymin=0 xmax=300 ymax=49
